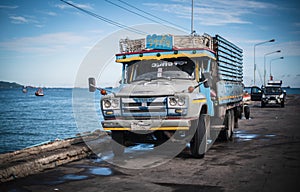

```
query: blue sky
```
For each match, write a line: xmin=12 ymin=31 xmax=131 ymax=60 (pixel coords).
xmin=0 ymin=0 xmax=300 ymax=87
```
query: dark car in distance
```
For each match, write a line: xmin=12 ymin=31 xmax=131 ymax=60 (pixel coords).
xmin=250 ymin=81 xmax=286 ymax=108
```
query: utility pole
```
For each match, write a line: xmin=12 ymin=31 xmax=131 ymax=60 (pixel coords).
xmin=253 ymin=39 xmax=275 ymax=85
xmin=191 ymin=0 xmax=194 ymax=35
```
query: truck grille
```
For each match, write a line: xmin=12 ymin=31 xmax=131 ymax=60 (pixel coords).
xmin=121 ymin=97 xmax=167 ymax=117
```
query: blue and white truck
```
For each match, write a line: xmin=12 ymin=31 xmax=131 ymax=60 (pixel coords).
xmin=89 ymin=34 xmax=249 ymax=158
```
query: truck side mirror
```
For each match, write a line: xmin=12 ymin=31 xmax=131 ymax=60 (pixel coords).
xmin=88 ymin=77 xmax=96 ymax=92
xmin=201 ymin=72 xmax=211 ymax=88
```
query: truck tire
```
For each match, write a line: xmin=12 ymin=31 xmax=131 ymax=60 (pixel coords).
xmin=154 ymin=131 xmax=168 ymax=146
xmin=244 ymin=106 xmax=250 ymax=119
xmin=230 ymin=110 xmax=235 ymax=132
xmin=281 ymin=101 xmax=285 ymax=108
xmin=111 ymin=131 xmax=125 ymax=156
xmin=234 ymin=107 xmax=240 ymax=128
xmin=261 ymin=101 xmax=265 ymax=108
xmin=190 ymin=114 xmax=208 ymax=158
xmin=236 ymin=106 xmax=242 ymax=119
xmin=219 ymin=110 xmax=233 ymax=141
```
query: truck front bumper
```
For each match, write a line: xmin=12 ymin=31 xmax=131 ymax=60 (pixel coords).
xmin=262 ymin=97 xmax=283 ymax=104
xmin=102 ymin=119 xmax=194 ymax=131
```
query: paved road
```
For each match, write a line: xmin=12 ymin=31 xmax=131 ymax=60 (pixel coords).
xmin=1 ymin=95 xmax=300 ymax=192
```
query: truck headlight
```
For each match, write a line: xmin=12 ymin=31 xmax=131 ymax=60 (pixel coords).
xmin=262 ymin=94 xmax=266 ymax=99
xmin=111 ymin=99 xmax=119 ymax=108
xmin=169 ymin=97 xmax=177 ymax=106
xmin=103 ymin=99 xmax=111 ymax=108
xmin=279 ymin=94 xmax=284 ymax=99
xmin=178 ymin=97 xmax=185 ymax=106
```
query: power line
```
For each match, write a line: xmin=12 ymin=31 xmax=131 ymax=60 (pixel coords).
xmin=117 ymin=0 xmax=188 ymax=32
xmin=60 ymin=0 xmax=147 ymax=35
xmin=105 ymin=0 xmax=161 ymax=24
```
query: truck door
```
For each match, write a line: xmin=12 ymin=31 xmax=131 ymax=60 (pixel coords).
xmin=250 ymin=86 xmax=263 ymax=101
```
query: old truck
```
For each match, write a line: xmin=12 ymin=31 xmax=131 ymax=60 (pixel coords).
xmin=89 ymin=34 xmax=248 ymax=158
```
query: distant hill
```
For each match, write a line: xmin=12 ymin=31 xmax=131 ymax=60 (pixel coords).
xmin=0 ymin=81 xmax=23 ymax=88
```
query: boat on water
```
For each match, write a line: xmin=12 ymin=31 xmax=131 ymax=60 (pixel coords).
xmin=35 ymin=88 xmax=44 ymax=96
xmin=22 ymin=86 xmax=27 ymax=93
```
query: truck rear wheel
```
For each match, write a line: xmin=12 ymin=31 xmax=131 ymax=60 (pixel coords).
xmin=244 ymin=105 xmax=250 ymax=119
xmin=230 ymin=110 xmax=235 ymax=132
xmin=236 ymin=106 xmax=242 ymax=119
xmin=111 ymin=131 xmax=125 ymax=156
xmin=219 ymin=110 xmax=233 ymax=141
xmin=281 ymin=101 xmax=285 ymax=108
xmin=190 ymin=114 xmax=209 ymax=158
xmin=234 ymin=107 xmax=240 ymax=128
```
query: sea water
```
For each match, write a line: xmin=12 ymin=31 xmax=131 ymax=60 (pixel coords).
xmin=244 ymin=87 xmax=300 ymax=95
xmin=0 ymin=88 xmax=102 ymax=154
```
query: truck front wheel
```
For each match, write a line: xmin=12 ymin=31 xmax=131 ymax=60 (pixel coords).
xmin=111 ymin=131 xmax=125 ymax=156
xmin=190 ymin=114 xmax=209 ymax=158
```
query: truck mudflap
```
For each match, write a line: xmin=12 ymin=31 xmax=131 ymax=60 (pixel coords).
xmin=102 ymin=119 xmax=194 ymax=131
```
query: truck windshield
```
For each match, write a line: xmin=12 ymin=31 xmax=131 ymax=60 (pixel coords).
xmin=125 ymin=58 xmax=195 ymax=83
xmin=264 ymin=87 xmax=282 ymax=94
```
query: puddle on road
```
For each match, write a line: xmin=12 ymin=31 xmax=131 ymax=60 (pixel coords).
xmin=235 ymin=133 xmax=259 ymax=141
xmin=234 ymin=130 xmax=277 ymax=142
xmin=44 ymin=174 xmax=89 ymax=185
xmin=89 ymin=167 xmax=113 ymax=176
xmin=126 ymin=144 xmax=154 ymax=151
xmin=62 ymin=174 xmax=88 ymax=180
xmin=265 ymin=134 xmax=276 ymax=137
xmin=94 ymin=144 xmax=155 ymax=162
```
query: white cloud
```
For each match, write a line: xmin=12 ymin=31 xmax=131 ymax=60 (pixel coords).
xmin=45 ymin=11 xmax=57 ymax=16
xmin=9 ymin=15 xmax=41 ymax=25
xmin=0 ymin=5 xmax=18 ymax=9
xmin=0 ymin=32 xmax=90 ymax=54
xmin=144 ymin=0 xmax=277 ymax=26
xmin=55 ymin=1 xmax=93 ymax=10
xmin=9 ymin=14 xmax=45 ymax=28
xmin=9 ymin=16 xmax=28 ymax=24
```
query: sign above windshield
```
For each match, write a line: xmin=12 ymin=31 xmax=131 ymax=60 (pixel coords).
xmin=146 ymin=34 xmax=173 ymax=50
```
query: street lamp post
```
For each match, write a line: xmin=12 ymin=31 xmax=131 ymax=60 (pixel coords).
xmin=270 ymin=57 xmax=284 ymax=80
xmin=254 ymin=39 xmax=275 ymax=85
xmin=264 ymin=50 xmax=281 ymax=86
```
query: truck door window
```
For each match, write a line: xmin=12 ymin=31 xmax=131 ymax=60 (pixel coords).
xmin=198 ymin=57 xmax=211 ymax=80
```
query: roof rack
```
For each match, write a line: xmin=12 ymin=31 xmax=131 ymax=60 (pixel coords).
xmin=119 ymin=34 xmax=214 ymax=53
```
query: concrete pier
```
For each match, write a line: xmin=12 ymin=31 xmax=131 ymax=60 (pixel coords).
xmin=0 ymin=130 xmax=108 ymax=183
